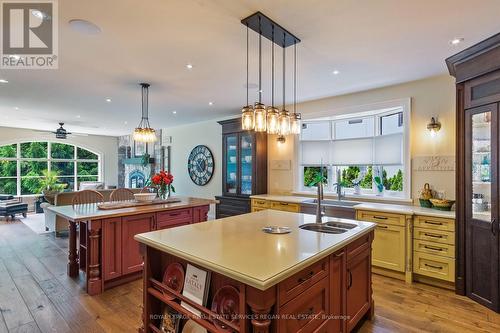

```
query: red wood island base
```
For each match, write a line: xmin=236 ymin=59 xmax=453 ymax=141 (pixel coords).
xmin=47 ymin=197 xmax=214 ymax=295
xmin=136 ymin=210 xmax=375 ymax=333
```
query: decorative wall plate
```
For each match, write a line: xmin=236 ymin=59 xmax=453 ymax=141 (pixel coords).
xmin=188 ymin=145 xmax=215 ymax=186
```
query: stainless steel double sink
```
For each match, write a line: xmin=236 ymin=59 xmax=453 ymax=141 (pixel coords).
xmin=299 ymin=221 xmax=357 ymax=234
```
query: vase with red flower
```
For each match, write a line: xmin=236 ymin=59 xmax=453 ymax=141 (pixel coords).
xmin=151 ymin=170 xmax=176 ymax=200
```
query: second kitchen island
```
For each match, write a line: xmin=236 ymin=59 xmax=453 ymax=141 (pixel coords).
xmin=136 ymin=210 xmax=375 ymax=332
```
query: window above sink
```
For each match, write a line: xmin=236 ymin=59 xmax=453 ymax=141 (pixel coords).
xmin=297 ymin=99 xmax=411 ymax=200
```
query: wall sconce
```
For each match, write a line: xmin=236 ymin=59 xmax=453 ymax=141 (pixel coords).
xmin=277 ymin=135 xmax=286 ymax=144
xmin=427 ymin=117 xmax=441 ymax=137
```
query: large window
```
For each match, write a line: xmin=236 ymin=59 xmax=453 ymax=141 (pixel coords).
xmin=0 ymin=142 xmax=100 ymax=196
xmin=298 ymin=103 xmax=410 ymax=199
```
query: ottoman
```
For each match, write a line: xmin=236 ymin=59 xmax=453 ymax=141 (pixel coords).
xmin=0 ymin=201 xmax=28 ymax=221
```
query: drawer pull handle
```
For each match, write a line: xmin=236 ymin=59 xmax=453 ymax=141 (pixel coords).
xmin=373 ymin=215 xmax=388 ymax=220
xmin=257 ymin=201 xmax=265 ymax=205
xmin=376 ymin=225 xmax=388 ymax=229
xmin=424 ymin=245 xmax=443 ymax=251
xmin=424 ymin=233 xmax=443 ymax=238
xmin=424 ymin=263 xmax=443 ymax=270
xmin=280 ymin=202 xmax=289 ymax=206
xmin=425 ymin=221 xmax=443 ymax=226
xmin=298 ymin=307 xmax=315 ymax=320
xmin=298 ymin=271 xmax=314 ymax=283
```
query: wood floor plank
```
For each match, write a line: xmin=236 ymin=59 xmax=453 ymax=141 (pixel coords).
xmin=3 ymin=256 xmax=30 ymax=278
xmin=8 ymin=322 xmax=41 ymax=333
xmin=0 ymin=260 xmax=34 ymax=330
xmin=13 ymin=275 xmax=71 ymax=333
xmin=0 ymin=314 xmax=7 ymax=333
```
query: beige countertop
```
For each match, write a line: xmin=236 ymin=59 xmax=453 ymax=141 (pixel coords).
xmin=250 ymin=194 xmax=455 ymax=219
xmin=135 ymin=210 xmax=375 ymax=291
xmin=46 ymin=196 xmax=216 ymax=222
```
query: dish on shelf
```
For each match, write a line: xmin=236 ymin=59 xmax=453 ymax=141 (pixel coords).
xmin=162 ymin=263 xmax=185 ymax=300
xmin=181 ymin=319 xmax=207 ymax=333
xmin=211 ymin=285 xmax=240 ymax=331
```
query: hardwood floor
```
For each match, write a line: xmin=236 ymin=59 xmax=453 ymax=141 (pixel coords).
xmin=1 ymin=219 xmax=499 ymax=333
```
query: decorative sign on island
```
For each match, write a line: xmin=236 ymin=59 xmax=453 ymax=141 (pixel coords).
xmin=412 ymin=156 xmax=456 ymax=171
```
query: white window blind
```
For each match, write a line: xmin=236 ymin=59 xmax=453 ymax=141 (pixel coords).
xmin=373 ymin=133 xmax=403 ymax=165
xmin=330 ymin=138 xmax=374 ymax=165
xmin=301 ymin=141 xmax=330 ymax=165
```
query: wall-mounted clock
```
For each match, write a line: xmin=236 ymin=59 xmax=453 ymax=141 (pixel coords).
xmin=188 ymin=145 xmax=215 ymax=186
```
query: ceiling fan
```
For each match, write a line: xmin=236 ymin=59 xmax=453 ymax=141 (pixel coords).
xmin=35 ymin=122 xmax=88 ymax=139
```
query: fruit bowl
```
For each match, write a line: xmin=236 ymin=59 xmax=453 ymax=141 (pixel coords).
xmin=429 ymin=198 xmax=455 ymax=211
xmin=134 ymin=193 xmax=157 ymax=202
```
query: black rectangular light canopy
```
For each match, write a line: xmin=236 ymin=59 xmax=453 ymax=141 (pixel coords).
xmin=241 ymin=11 xmax=301 ymax=48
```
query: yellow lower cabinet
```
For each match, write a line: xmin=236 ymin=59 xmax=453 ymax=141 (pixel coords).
xmin=413 ymin=251 xmax=455 ymax=282
xmin=372 ymin=223 xmax=405 ymax=272
xmin=270 ymin=201 xmax=300 ymax=213
xmin=413 ymin=239 xmax=455 ymax=258
xmin=252 ymin=207 xmax=268 ymax=213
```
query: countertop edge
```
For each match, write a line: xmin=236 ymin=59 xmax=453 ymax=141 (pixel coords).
xmin=135 ymin=224 xmax=376 ymax=291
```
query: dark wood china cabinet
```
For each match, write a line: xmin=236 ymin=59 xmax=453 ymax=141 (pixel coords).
xmin=215 ymin=118 xmax=267 ymax=218
xmin=447 ymin=33 xmax=500 ymax=312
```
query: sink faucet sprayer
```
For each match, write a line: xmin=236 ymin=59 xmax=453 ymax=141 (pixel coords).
xmin=333 ymin=169 xmax=344 ymax=201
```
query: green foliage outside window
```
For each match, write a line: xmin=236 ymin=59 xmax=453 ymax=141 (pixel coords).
xmin=0 ymin=144 xmax=16 ymax=158
xmin=304 ymin=167 xmax=328 ymax=187
xmin=382 ymin=169 xmax=403 ymax=191
xmin=341 ymin=166 xmax=373 ymax=189
xmin=21 ymin=142 xmax=47 ymax=158
xmin=51 ymin=143 xmax=74 ymax=159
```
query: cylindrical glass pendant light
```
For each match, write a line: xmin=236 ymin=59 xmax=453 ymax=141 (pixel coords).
xmin=241 ymin=23 xmax=254 ymax=130
xmin=266 ymin=25 xmax=280 ymax=135
xmin=290 ymin=41 xmax=301 ymax=134
xmin=254 ymin=17 xmax=267 ymax=132
xmin=278 ymin=38 xmax=291 ymax=136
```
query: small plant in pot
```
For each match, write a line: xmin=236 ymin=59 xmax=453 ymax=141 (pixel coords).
xmin=38 ymin=170 xmax=67 ymax=204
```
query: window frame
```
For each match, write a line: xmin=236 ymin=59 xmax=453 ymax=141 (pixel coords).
xmin=0 ymin=141 xmax=102 ymax=196
xmin=296 ymin=99 xmax=411 ymax=200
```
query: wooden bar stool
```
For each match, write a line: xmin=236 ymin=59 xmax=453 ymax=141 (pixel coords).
xmin=110 ymin=188 xmax=135 ymax=202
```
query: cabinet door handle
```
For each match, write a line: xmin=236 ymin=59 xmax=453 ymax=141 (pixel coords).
xmin=298 ymin=271 xmax=314 ymax=283
xmin=376 ymin=225 xmax=388 ymax=229
xmin=424 ymin=233 xmax=443 ymax=238
xmin=424 ymin=221 xmax=443 ymax=226
xmin=492 ymin=219 xmax=497 ymax=236
xmin=424 ymin=245 xmax=443 ymax=251
xmin=373 ymin=215 xmax=388 ymax=220
xmin=347 ymin=270 xmax=353 ymax=289
xmin=424 ymin=263 xmax=443 ymax=270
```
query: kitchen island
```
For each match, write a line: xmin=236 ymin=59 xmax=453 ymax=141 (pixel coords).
xmin=47 ymin=196 xmax=215 ymax=295
xmin=135 ymin=210 xmax=375 ymax=332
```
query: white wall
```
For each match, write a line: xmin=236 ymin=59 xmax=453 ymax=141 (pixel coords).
xmin=0 ymin=126 xmax=119 ymax=187
xmin=162 ymin=120 xmax=222 ymax=217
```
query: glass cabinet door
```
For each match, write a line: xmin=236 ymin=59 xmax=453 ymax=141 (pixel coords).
xmin=225 ymin=135 xmax=238 ymax=195
xmin=240 ymin=133 xmax=253 ymax=195
xmin=471 ymin=111 xmax=492 ymax=221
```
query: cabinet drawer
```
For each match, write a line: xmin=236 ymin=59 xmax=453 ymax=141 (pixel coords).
xmin=278 ymin=277 xmax=329 ymax=333
xmin=156 ymin=208 xmax=192 ymax=229
xmin=372 ymin=224 xmax=405 ymax=272
xmin=414 ymin=239 xmax=455 ymax=258
xmin=413 ymin=252 xmax=455 ymax=282
xmin=278 ymin=257 xmax=329 ymax=305
xmin=251 ymin=198 xmax=270 ymax=208
xmin=356 ymin=210 xmax=406 ymax=226
xmin=414 ymin=227 xmax=454 ymax=245
xmin=251 ymin=207 xmax=268 ymax=213
xmin=414 ymin=215 xmax=455 ymax=232
xmin=270 ymin=201 xmax=300 ymax=212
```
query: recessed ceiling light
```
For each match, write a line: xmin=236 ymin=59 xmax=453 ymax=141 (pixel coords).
xmin=172 ymin=110 xmax=177 ymax=114
xmin=69 ymin=19 xmax=102 ymax=35
xmin=0 ymin=79 xmax=8 ymax=83
xmin=105 ymin=98 xmax=112 ymax=103
xmin=14 ymin=107 xmax=19 ymax=110
xmin=450 ymin=37 xmax=464 ymax=45
xmin=186 ymin=64 xmax=193 ymax=69
xmin=332 ymin=70 xmax=340 ymax=75
xmin=208 ymin=102 xmax=214 ymax=106
xmin=124 ymin=121 xmax=128 ymax=125
xmin=76 ymin=115 xmax=81 ymax=118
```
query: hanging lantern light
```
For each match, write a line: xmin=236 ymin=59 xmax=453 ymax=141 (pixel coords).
xmin=290 ymin=42 xmax=302 ymax=135
xmin=133 ymin=83 xmax=157 ymax=143
xmin=254 ymin=102 xmax=267 ymax=132
xmin=241 ymin=23 xmax=255 ymax=131
xmin=266 ymin=25 xmax=280 ymax=135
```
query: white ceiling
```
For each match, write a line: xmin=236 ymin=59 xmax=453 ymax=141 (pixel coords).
xmin=1 ymin=0 xmax=500 ymax=136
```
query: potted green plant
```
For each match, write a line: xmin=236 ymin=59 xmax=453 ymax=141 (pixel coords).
xmin=38 ymin=170 xmax=67 ymax=204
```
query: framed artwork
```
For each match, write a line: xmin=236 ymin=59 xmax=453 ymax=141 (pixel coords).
xmin=134 ymin=140 xmax=147 ymax=157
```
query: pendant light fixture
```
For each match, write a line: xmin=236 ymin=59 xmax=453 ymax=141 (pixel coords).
xmin=267 ymin=24 xmax=280 ymax=135
xmin=278 ymin=33 xmax=291 ymax=136
xmin=240 ymin=12 xmax=300 ymax=135
xmin=133 ymin=83 xmax=157 ymax=143
xmin=290 ymin=41 xmax=302 ymax=134
xmin=241 ymin=23 xmax=255 ymax=131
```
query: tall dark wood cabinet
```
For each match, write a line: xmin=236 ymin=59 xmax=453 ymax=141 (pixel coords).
xmin=215 ymin=118 xmax=267 ymax=218
xmin=447 ymin=33 xmax=500 ymax=312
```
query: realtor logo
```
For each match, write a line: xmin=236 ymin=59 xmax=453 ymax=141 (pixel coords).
xmin=1 ymin=0 xmax=58 ymax=69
